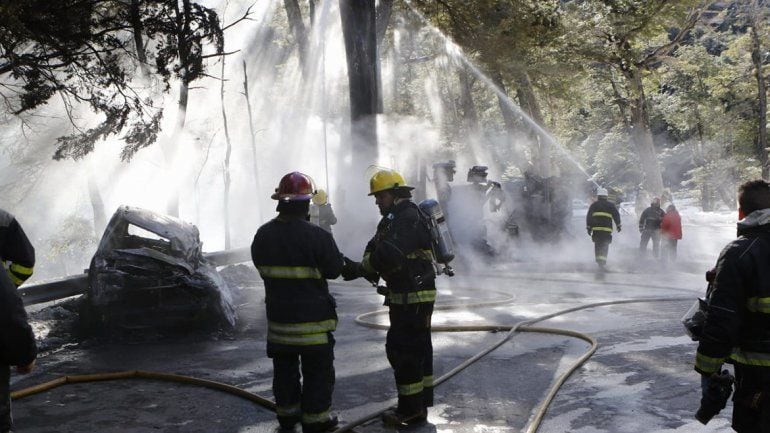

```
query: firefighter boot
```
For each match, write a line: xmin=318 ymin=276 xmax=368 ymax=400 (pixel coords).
xmin=381 ymin=409 xmax=428 ymax=428
xmin=278 ymin=415 xmax=301 ymax=432
xmin=302 ymin=416 xmax=338 ymax=433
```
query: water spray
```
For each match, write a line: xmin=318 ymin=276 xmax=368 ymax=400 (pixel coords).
xmin=402 ymin=1 xmax=596 ymax=182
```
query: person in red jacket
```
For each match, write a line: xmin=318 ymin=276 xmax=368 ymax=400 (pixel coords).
xmin=660 ymin=203 xmax=682 ymax=262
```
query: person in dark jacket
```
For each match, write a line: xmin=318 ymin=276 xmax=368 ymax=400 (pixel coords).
xmin=660 ymin=204 xmax=682 ymax=262
xmin=638 ymin=197 xmax=665 ymax=258
xmin=1 ymin=265 xmax=37 ymax=433
xmin=251 ymin=172 xmax=343 ymax=433
xmin=309 ymin=189 xmax=337 ymax=234
xmin=586 ymin=187 xmax=621 ymax=270
xmin=694 ymin=179 xmax=770 ymax=432
xmin=0 ymin=209 xmax=35 ymax=287
xmin=341 ymin=168 xmax=436 ymax=427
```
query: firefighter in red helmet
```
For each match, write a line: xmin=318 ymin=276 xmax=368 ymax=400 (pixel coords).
xmin=251 ymin=171 xmax=344 ymax=433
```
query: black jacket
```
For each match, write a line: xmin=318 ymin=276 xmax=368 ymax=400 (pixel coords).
xmin=695 ymin=209 xmax=770 ymax=375
xmin=0 ymin=209 xmax=35 ymax=286
xmin=0 ymin=269 xmax=37 ymax=366
xmin=363 ymin=200 xmax=436 ymax=301
xmin=251 ymin=215 xmax=343 ymax=350
xmin=586 ymin=198 xmax=621 ymax=235
xmin=638 ymin=205 xmax=665 ymax=231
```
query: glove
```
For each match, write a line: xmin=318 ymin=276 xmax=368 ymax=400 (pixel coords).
xmin=696 ymin=370 xmax=734 ymax=425
xmin=340 ymin=256 xmax=362 ymax=281
xmin=617 ymin=225 xmax=622 ymax=232
xmin=586 ymin=227 xmax=592 ymax=236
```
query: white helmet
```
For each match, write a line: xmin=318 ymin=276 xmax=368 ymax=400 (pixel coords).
xmin=596 ymin=187 xmax=608 ymax=197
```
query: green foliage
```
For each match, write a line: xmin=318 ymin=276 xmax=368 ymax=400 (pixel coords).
xmin=43 ymin=215 xmax=99 ymax=275
xmin=0 ymin=0 xmax=224 ymax=160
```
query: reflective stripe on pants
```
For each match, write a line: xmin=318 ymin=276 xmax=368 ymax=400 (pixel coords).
xmin=270 ymin=343 xmax=335 ymax=428
xmin=387 ymin=302 xmax=434 ymax=414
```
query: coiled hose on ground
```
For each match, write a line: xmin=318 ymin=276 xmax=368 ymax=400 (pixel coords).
xmin=11 ymin=284 xmax=695 ymax=433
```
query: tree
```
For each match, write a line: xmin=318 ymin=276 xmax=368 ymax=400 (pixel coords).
xmin=560 ymin=0 xmax=712 ymax=196
xmin=0 ymin=0 xmax=228 ymax=163
xmin=744 ymin=0 xmax=769 ymax=178
xmin=409 ymin=0 xmax=566 ymax=178
xmin=339 ymin=0 xmax=379 ymax=166
xmin=0 ymin=0 xmax=162 ymax=160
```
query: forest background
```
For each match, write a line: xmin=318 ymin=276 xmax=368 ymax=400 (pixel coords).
xmin=0 ymin=0 xmax=767 ymax=278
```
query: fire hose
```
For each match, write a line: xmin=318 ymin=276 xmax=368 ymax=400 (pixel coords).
xmin=11 ymin=285 xmax=695 ymax=433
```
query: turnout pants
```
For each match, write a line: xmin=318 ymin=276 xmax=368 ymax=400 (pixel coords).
xmin=732 ymin=364 xmax=770 ymax=433
xmin=639 ymin=229 xmax=661 ymax=257
xmin=591 ymin=232 xmax=612 ymax=265
xmin=0 ymin=365 xmax=10 ymax=433
xmin=269 ymin=338 xmax=335 ymax=430
xmin=386 ymin=302 xmax=434 ymax=416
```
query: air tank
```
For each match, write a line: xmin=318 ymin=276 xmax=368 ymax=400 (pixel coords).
xmin=418 ymin=198 xmax=455 ymax=266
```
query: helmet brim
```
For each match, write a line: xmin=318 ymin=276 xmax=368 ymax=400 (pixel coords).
xmin=367 ymin=186 xmax=415 ymax=196
xmin=271 ymin=193 xmax=314 ymax=201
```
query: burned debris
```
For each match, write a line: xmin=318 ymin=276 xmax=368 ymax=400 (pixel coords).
xmin=81 ymin=206 xmax=236 ymax=330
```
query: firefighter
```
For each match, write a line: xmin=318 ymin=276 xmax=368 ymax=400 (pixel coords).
xmin=638 ymin=197 xmax=665 ymax=258
xmin=586 ymin=187 xmax=621 ymax=270
xmin=341 ymin=168 xmax=435 ymax=427
xmin=694 ymin=179 xmax=770 ymax=431
xmin=0 ymin=209 xmax=35 ymax=287
xmin=431 ymin=160 xmax=456 ymax=208
xmin=251 ymin=172 xmax=343 ymax=433
xmin=309 ymin=189 xmax=337 ymax=234
xmin=0 ymin=208 xmax=36 ymax=433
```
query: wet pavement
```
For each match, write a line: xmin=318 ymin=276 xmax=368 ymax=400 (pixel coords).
xmin=13 ymin=222 xmax=736 ymax=432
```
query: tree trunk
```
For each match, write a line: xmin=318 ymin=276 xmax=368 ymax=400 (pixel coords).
xmin=87 ymin=175 xmax=106 ymax=237
xmin=339 ymin=0 xmax=379 ymax=164
xmin=749 ymin=3 xmax=769 ymax=178
xmin=491 ymin=72 xmax=529 ymax=173
xmin=513 ymin=70 xmax=549 ymax=178
xmin=243 ymin=60 xmax=263 ymax=223
xmin=375 ymin=0 xmax=394 ymax=48
xmin=284 ymin=0 xmax=309 ymax=78
xmin=163 ymin=0 xmax=193 ymax=218
xmin=625 ymin=66 xmax=664 ymax=196
xmin=373 ymin=0 xmax=393 ymax=114
xmin=221 ymin=58 xmax=232 ymax=249
xmin=130 ymin=0 xmax=149 ymax=77
xmin=458 ymin=66 xmax=479 ymax=133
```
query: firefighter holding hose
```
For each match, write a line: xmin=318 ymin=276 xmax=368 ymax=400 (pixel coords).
xmin=341 ymin=168 xmax=436 ymax=427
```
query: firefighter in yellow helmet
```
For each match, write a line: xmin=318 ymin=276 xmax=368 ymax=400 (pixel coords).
xmin=251 ymin=172 xmax=343 ymax=433
xmin=309 ymin=189 xmax=337 ymax=234
xmin=341 ymin=168 xmax=436 ymax=427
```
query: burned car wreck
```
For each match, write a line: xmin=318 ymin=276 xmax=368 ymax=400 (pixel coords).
xmin=82 ymin=206 xmax=236 ymax=330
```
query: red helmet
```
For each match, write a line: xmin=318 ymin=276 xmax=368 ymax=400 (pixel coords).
xmin=271 ymin=172 xmax=315 ymax=201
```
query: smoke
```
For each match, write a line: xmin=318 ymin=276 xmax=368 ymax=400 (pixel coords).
xmin=0 ymin=0 xmax=743 ymax=282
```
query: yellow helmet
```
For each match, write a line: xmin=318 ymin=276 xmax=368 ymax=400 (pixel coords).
xmin=313 ymin=189 xmax=328 ymax=205
xmin=368 ymin=169 xmax=413 ymax=196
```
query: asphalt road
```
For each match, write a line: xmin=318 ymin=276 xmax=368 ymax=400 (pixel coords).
xmin=12 ymin=216 xmax=738 ymax=432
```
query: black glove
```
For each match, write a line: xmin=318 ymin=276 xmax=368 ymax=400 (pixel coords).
xmin=617 ymin=225 xmax=622 ymax=232
xmin=586 ymin=227 xmax=592 ymax=236
xmin=340 ymin=256 xmax=362 ymax=281
xmin=696 ymin=370 xmax=734 ymax=425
